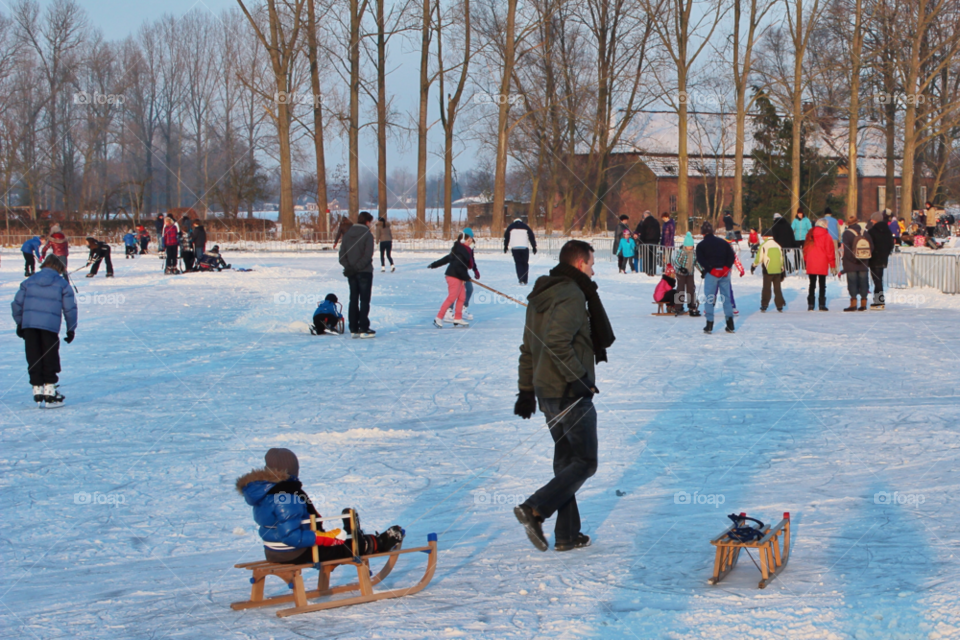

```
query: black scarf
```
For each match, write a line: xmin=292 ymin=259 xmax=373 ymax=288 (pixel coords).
xmin=549 ymin=262 xmax=616 ymax=363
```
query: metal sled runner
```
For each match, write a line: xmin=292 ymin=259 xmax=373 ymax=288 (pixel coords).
xmin=231 ymin=532 xmax=438 ymax=617
xmin=708 ymin=512 xmax=791 ymax=589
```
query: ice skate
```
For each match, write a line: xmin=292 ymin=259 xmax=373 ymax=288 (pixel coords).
xmin=43 ymin=384 xmax=65 ymax=408
xmin=33 ymin=385 xmax=45 ymax=408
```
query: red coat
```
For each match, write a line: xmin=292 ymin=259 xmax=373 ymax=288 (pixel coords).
xmin=803 ymin=226 xmax=836 ymax=275
xmin=163 ymin=225 xmax=179 ymax=247
xmin=42 ymin=232 xmax=69 ymax=257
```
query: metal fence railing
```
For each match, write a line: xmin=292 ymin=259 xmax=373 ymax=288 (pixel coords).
xmin=887 ymin=251 xmax=960 ymax=294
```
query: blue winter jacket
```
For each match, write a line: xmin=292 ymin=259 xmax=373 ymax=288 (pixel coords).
xmin=825 ymin=216 xmax=839 ymax=241
xmin=314 ymin=300 xmax=342 ymax=319
xmin=21 ymin=237 xmax=42 ymax=259
xmin=11 ymin=268 xmax=78 ymax=333
xmin=237 ymin=469 xmax=316 ymax=551
xmin=123 ymin=233 xmax=137 ymax=247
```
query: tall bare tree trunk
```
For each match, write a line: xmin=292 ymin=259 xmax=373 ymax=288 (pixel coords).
xmin=348 ymin=0 xmax=363 ymax=221
xmin=415 ymin=0 xmax=432 ymax=238
xmin=376 ymin=0 xmax=388 ymax=223
xmin=492 ymin=0 xmax=518 ymax=239
xmin=307 ymin=0 xmax=329 ymax=233
xmin=845 ymin=0 xmax=865 ymax=219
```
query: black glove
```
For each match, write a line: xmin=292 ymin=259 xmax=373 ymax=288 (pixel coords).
xmin=16 ymin=325 xmax=24 ymax=339
xmin=514 ymin=390 xmax=537 ymax=420
xmin=342 ymin=267 xmax=357 ymax=278
xmin=750 ymin=265 xmax=756 ymax=275
xmin=532 ymin=248 xmax=537 ymax=255
xmin=568 ymin=376 xmax=598 ymax=399
xmin=65 ymin=331 xmax=75 ymax=344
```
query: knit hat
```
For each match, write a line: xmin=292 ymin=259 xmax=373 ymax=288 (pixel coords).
xmin=683 ymin=232 xmax=694 ymax=247
xmin=870 ymin=210 xmax=884 ymax=222
xmin=50 ymin=224 xmax=61 ymax=233
xmin=324 ymin=293 xmax=338 ymax=304
xmin=701 ymin=221 xmax=714 ymax=235
xmin=824 ymin=207 xmax=833 ymax=215
xmin=664 ymin=263 xmax=676 ymax=275
xmin=462 ymin=227 xmax=474 ymax=238
xmin=265 ymin=448 xmax=299 ymax=477
xmin=622 ymin=229 xmax=631 ymax=236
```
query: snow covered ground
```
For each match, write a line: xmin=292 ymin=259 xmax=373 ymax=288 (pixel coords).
xmin=2 ymin=247 xmax=959 ymax=639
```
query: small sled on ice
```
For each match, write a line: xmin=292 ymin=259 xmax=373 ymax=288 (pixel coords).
xmin=231 ymin=511 xmax=437 ymax=617
xmin=708 ymin=512 xmax=791 ymax=589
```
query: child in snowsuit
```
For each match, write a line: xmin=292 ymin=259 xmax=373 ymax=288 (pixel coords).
xmin=11 ymin=255 xmax=77 ymax=407
xmin=428 ymin=234 xmax=474 ymax=328
xmin=196 ymin=245 xmax=231 ymax=271
xmin=748 ymin=228 xmax=760 ymax=258
xmin=85 ymin=237 xmax=114 ymax=277
xmin=312 ymin=294 xmax=344 ymax=334
xmin=41 ymin=224 xmax=69 ymax=269
xmin=22 ymin=236 xmax=42 ymax=276
xmin=236 ymin=448 xmax=404 ymax=564
xmin=123 ymin=231 xmax=138 ymax=258
xmin=751 ymin=237 xmax=785 ymax=311
xmin=616 ymin=230 xmax=637 ymax=273
xmin=672 ymin=232 xmax=699 ymax=316
xmin=653 ymin=263 xmax=678 ymax=312
xmin=137 ymin=226 xmax=150 ymax=254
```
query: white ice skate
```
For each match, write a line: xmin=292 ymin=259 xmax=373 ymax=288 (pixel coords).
xmin=33 ymin=385 xmax=45 ymax=408
xmin=391 ymin=264 xmax=395 ymax=272
xmin=433 ymin=317 xmax=444 ymax=329
xmin=43 ymin=383 xmax=65 ymax=408
xmin=452 ymin=318 xmax=469 ymax=327
xmin=443 ymin=309 xmax=454 ymax=323
xmin=381 ymin=266 xmax=386 ymax=272
xmin=462 ymin=310 xmax=473 ymax=321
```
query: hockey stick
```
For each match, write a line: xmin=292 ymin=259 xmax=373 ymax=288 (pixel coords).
xmin=469 ymin=279 xmax=528 ymax=307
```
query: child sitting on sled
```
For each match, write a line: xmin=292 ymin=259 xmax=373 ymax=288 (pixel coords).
xmin=196 ymin=245 xmax=231 ymax=271
xmin=237 ymin=448 xmax=404 ymax=564
xmin=653 ymin=263 xmax=678 ymax=312
xmin=312 ymin=294 xmax=343 ymax=334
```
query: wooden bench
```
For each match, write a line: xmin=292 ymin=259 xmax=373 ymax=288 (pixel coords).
xmin=708 ymin=513 xmax=790 ymax=589
xmin=231 ymin=532 xmax=438 ymax=617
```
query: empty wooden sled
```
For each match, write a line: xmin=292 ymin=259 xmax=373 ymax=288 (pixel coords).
xmin=708 ymin=512 xmax=791 ymax=589
xmin=231 ymin=512 xmax=437 ymax=617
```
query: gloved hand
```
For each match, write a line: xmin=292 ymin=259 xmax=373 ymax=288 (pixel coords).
xmin=750 ymin=265 xmax=756 ymax=275
xmin=473 ymin=271 xmax=480 ymax=280
xmin=16 ymin=325 xmax=24 ymax=339
xmin=568 ymin=376 xmax=598 ymax=399
xmin=316 ymin=529 xmax=346 ymax=547
xmin=65 ymin=331 xmax=75 ymax=344
xmin=514 ymin=390 xmax=537 ymax=419
xmin=532 ymin=248 xmax=537 ymax=255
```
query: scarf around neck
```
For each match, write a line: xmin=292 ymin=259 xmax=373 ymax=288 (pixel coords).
xmin=549 ymin=262 xmax=616 ymax=363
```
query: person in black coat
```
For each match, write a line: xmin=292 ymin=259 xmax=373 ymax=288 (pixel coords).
xmin=192 ymin=220 xmax=207 ymax=257
xmin=429 ymin=236 xmax=475 ymax=326
xmin=84 ymin=237 xmax=114 ymax=277
xmin=635 ymin=211 xmax=661 ymax=276
xmin=866 ymin=210 xmax=895 ymax=308
xmin=768 ymin=213 xmax=796 ymax=270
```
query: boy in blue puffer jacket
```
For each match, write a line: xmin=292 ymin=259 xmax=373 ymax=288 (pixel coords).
xmin=123 ymin=231 xmax=138 ymax=258
xmin=236 ymin=448 xmax=404 ymax=564
xmin=11 ymin=255 xmax=78 ymax=407
xmin=22 ymin=236 xmax=43 ymax=276
xmin=312 ymin=294 xmax=343 ymax=335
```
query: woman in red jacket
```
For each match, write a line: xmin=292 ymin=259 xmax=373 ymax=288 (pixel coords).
xmin=803 ymin=219 xmax=836 ymax=311
xmin=41 ymin=224 xmax=70 ymax=268
xmin=162 ymin=217 xmax=180 ymax=274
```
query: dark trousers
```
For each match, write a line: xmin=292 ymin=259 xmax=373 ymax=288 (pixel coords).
xmin=512 ymin=248 xmax=530 ymax=284
xmin=165 ymin=246 xmax=178 ymax=270
xmin=347 ymin=272 xmax=373 ymax=333
xmin=195 ymin=242 xmax=205 ymax=257
xmin=761 ymin=271 xmax=785 ymax=310
xmin=525 ymin=397 xmax=598 ymax=542
xmin=642 ymin=244 xmax=657 ymax=276
xmin=125 ymin=245 xmax=137 ymax=258
xmin=676 ymin=274 xmax=697 ymax=311
xmin=23 ymin=252 xmax=36 ymax=275
xmin=870 ymin=265 xmax=885 ymax=304
xmin=23 ymin=328 xmax=61 ymax=386
xmin=90 ymin=248 xmax=114 ymax=275
xmin=847 ymin=270 xmax=870 ymax=299
xmin=380 ymin=241 xmax=393 ymax=266
xmin=139 ymin=239 xmax=149 ymax=254
xmin=807 ymin=274 xmax=826 ymax=307
xmin=182 ymin=250 xmax=196 ymax=272
xmin=617 ymin=255 xmax=628 ymax=272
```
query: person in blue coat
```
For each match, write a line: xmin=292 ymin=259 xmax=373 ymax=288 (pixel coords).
xmin=235 ymin=448 xmax=404 ymax=564
xmin=11 ymin=255 xmax=78 ymax=407
xmin=312 ymin=293 xmax=343 ymax=334
xmin=21 ymin=236 xmax=43 ymax=276
xmin=123 ymin=231 xmax=138 ymax=258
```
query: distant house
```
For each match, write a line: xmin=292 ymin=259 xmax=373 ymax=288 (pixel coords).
xmin=466 ymin=200 xmax=529 ymax=228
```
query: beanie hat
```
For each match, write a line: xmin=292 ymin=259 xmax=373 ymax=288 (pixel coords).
xmin=325 ymin=293 xmax=338 ymax=304
xmin=265 ymin=448 xmax=299 ymax=477
xmin=683 ymin=232 xmax=694 ymax=247
xmin=50 ymin=224 xmax=61 ymax=233
xmin=462 ymin=227 xmax=474 ymax=238
xmin=824 ymin=207 xmax=832 ymax=215
xmin=701 ymin=221 xmax=714 ymax=235
xmin=664 ymin=263 xmax=676 ymax=275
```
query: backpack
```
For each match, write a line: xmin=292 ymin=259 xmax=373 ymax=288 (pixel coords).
xmin=853 ymin=233 xmax=872 ymax=260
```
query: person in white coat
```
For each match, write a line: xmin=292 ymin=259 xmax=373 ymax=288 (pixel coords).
xmin=503 ymin=218 xmax=538 ymax=284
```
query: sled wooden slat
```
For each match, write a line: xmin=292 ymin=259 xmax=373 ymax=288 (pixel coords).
xmin=230 ymin=534 xmax=438 ymax=616
xmin=708 ymin=514 xmax=791 ymax=589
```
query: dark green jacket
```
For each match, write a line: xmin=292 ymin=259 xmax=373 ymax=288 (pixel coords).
xmin=518 ymin=275 xmax=595 ymax=399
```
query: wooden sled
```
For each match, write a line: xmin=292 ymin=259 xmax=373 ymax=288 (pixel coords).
xmin=708 ymin=512 xmax=790 ymax=589
xmin=652 ymin=302 xmax=679 ymax=316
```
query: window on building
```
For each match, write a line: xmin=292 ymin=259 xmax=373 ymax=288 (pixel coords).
xmin=669 ymin=195 xmax=677 ymax=213
xmin=895 ymin=185 xmax=902 ymax=212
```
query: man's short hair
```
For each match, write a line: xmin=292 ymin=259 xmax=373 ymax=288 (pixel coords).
xmin=619 ymin=215 xmax=629 ymax=221
xmin=358 ymin=211 xmax=374 ymax=224
xmin=559 ymin=240 xmax=594 ymax=266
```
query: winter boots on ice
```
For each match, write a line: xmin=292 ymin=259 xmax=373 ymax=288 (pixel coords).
xmin=514 ymin=504 xmax=548 ymax=552
xmin=843 ymin=298 xmax=858 ymax=312
xmin=725 ymin=317 xmax=735 ymax=333
xmin=703 ymin=321 xmax=714 ymax=334
xmin=554 ymin=533 xmax=591 ymax=552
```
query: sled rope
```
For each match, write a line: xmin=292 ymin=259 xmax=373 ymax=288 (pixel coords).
xmin=405 ymin=398 xmax=583 ymax=528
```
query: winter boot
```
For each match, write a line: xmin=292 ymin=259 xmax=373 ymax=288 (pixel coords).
xmin=859 ymin=297 xmax=868 ymax=311
xmin=85 ymin=273 xmax=95 ymax=278
xmin=376 ymin=526 xmax=405 ymax=553
xmin=725 ymin=317 xmax=735 ymax=333
xmin=514 ymin=504 xmax=548 ymax=552
xmin=688 ymin=309 xmax=701 ymax=317
xmin=819 ymin=301 xmax=829 ymax=311
xmin=843 ymin=298 xmax=858 ymax=312
xmin=43 ymin=384 xmax=65 ymax=408
xmin=33 ymin=385 xmax=45 ymax=408
xmin=808 ymin=303 xmax=815 ymax=311
xmin=555 ymin=533 xmax=591 ymax=552
xmin=341 ymin=508 xmax=360 ymax=537
xmin=703 ymin=321 xmax=714 ymax=334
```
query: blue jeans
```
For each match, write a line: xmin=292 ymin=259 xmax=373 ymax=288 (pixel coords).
xmin=847 ymin=270 xmax=870 ymax=298
xmin=702 ymin=273 xmax=733 ymax=321
xmin=525 ymin=397 xmax=598 ymax=542
xmin=464 ymin=280 xmax=473 ymax=307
